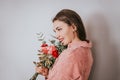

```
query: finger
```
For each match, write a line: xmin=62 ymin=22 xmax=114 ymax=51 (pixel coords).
xmin=36 ymin=67 xmax=42 ymax=73
xmin=42 ymin=72 xmax=47 ymax=76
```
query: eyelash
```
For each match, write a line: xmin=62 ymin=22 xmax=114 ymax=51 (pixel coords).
xmin=57 ymin=28 xmax=62 ymax=31
xmin=54 ymin=28 xmax=62 ymax=33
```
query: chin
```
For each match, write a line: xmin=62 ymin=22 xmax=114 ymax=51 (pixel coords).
xmin=63 ymin=44 xmax=67 ymax=46
xmin=62 ymin=42 xmax=69 ymax=46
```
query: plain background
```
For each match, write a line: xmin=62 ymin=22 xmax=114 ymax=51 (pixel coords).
xmin=0 ymin=0 xmax=120 ymax=80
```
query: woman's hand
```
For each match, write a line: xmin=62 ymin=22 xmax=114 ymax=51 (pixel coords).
xmin=36 ymin=67 xmax=49 ymax=77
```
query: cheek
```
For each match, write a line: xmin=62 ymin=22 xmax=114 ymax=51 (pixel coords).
xmin=65 ymin=30 xmax=74 ymax=40
xmin=59 ymin=30 xmax=67 ymax=37
xmin=62 ymin=31 xmax=69 ymax=37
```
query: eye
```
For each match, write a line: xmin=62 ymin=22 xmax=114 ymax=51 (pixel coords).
xmin=53 ymin=27 xmax=62 ymax=33
xmin=57 ymin=28 xmax=62 ymax=31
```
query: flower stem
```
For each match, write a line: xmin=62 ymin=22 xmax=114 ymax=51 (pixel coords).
xmin=29 ymin=72 xmax=39 ymax=80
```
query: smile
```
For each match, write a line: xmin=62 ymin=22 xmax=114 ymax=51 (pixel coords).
xmin=59 ymin=38 xmax=64 ymax=43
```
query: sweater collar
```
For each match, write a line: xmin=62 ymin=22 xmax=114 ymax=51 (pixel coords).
xmin=68 ymin=41 xmax=92 ymax=49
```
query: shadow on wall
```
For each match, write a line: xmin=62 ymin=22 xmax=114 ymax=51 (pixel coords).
xmin=86 ymin=12 xmax=119 ymax=80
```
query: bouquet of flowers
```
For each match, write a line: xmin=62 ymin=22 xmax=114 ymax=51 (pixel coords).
xmin=29 ymin=33 xmax=66 ymax=80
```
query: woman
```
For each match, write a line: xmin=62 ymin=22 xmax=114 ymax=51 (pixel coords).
xmin=36 ymin=9 xmax=93 ymax=80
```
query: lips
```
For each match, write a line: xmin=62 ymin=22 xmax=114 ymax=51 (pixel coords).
xmin=58 ymin=38 xmax=64 ymax=42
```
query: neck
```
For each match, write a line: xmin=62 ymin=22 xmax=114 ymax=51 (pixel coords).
xmin=71 ymin=34 xmax=81 ymax=43
xmin=71 ymin=32 xmax=81 ymax=43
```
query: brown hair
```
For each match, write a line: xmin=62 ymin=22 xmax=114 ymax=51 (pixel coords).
xmin=52 ymin=9 xmax=88 ymax=41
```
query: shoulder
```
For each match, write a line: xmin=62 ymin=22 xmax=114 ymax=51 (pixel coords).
xmin=66 ymin=46 xmax=92 ymax=63
xmin=57 ymin=45 xmax=92 ymax=65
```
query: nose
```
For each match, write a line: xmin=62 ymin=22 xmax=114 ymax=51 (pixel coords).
xmin=55 ymin=32 xmax=60 ymax=39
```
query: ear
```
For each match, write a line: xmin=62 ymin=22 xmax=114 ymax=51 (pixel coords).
xmin=71 ymin=24 xmax=77 ymax=32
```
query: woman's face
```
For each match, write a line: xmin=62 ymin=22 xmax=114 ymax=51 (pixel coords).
xmin=53 ymin=20 xmax=76 ymax=45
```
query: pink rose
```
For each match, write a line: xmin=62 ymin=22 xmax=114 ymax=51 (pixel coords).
xmin=41 ymin=47 xmax=48 ymax=54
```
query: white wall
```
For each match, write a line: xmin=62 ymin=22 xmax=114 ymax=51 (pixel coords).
xmin=0 ymin=0 xmax=120 ymax=80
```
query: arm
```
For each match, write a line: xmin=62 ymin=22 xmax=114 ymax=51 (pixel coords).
xmin=48 ymin=47 xmax=93 ymax=80
xmin=49 ymin=49 xmax=83 ymax=80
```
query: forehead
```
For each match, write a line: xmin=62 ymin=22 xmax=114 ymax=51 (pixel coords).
xmin=53 ymin=20 xmax=65 ymax=26
xmin=53 ymin=20 xmax=68 ymax=29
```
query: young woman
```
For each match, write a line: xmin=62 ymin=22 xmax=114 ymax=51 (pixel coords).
xmin=36 ymin=9 xmax=93 ymax=80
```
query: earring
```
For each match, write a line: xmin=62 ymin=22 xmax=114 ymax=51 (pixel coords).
xmin=73 ymin=30 xmax=76 ymax=32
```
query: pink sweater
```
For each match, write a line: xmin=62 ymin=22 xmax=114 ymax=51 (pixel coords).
xmin=47 ymin=41 xmax=93 ymax=80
